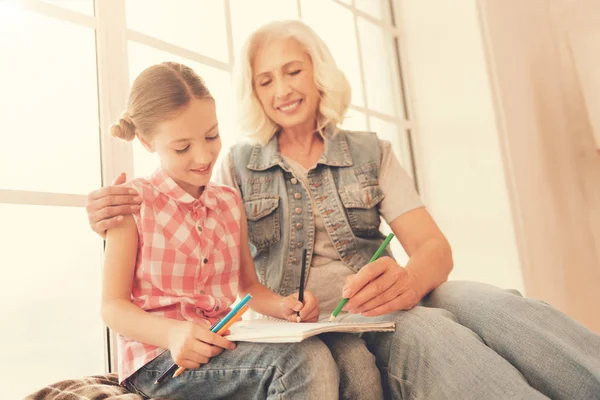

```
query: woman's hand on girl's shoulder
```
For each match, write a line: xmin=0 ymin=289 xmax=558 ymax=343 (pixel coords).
xmin=167 ymin=319 xmax=236 ymax=370
xmin=86 ymin=172 xmax=142 ymax=238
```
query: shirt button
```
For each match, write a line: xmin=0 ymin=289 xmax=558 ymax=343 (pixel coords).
xmin=197 ymin=225 xmax=203 ymax=232
xmin=203 ymin=258 xmax=208 ymax=264
xmin=294 ymin=193 xmax=301 ymax=199
xmin=296 ymin=242 xmax=303 ymax=248
xmin=291 ymin=178 xmax=298 ymax=184
xmin=296 ymin=223 xmax=303 ymax=230
xmin=295 ymin=207 xmax=302 ymax=214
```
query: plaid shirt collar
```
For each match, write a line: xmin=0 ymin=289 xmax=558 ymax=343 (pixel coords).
xmin=151 ymin=168 xmax=218 ymax=210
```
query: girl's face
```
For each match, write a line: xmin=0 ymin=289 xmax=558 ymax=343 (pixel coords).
xmin=141 ymin=98 xmax=221 ymax=198
xmin=252 ymin=38 xmax=320 ymax=135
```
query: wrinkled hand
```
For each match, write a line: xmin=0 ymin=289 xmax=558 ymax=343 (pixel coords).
xmin=342 ymin=257 xmax=423 ymax=317
xmin=167 ymin=319 xmax=236 ymax=370
xmin=280 ymin=291 xmax=320 ymax=322
xmin=85 ymin=172 xmax=143 ymax=238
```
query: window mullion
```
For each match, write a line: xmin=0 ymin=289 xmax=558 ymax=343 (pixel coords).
xmin=95 ymin=0 xmax=133 ymax=188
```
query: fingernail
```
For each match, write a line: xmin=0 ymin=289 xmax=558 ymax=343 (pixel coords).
xmin=342 ymin=288 xmax=351 ymax=298
xmin=129 ymin=189 xmax=137 ymax=194
xmin=116 ymin=216 xmax=123 ymax=221
xmin=342 ymin=304 xmax=349 ymax=312
xmin=293 ymin=303 xmax=302 ymax=312
xmin=132 ymin=205 xmax=140 ymax=211
xmin=134 ymin=196 xmax=143 ymax=202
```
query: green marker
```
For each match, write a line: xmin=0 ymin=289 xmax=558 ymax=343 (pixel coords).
xmin=329 ymin=233 xmax=395 ymax=321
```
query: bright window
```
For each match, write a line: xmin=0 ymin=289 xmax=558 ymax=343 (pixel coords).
xmin=2 ymin=0 xmax=413 ymax=396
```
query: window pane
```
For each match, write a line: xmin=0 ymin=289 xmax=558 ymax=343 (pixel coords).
xmin=370 ymin=116 xmax=414 ymax=179
xmin=0 ymin=9 xmax=101 ymax=194
xmin=370 ymin=116 xmax=402 ymax=162
xmin=41 ymin=0 xmax=95 ymax=15
xmin=0 ymin=204 xmax=105 ymax=399
xmin=230 ymin=0 xmax=299 ymax=54
xmin=126 ymin=0 xmax=229 ymax=63
xmin=355 ymin=0 xmax=391 ymax=22
xmin=342 ymin=109 xmax=368 ymax=131
xmin=127 ymin=42 xmax=233 ymax=178
xmin=358 ymin=18 xmax=401 ymax=116
xmin=301 ymin=0 xmax=365 ymax=106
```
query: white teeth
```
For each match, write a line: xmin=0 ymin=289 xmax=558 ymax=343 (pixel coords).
xmin=279 ymin=100 xmax=300 ymax=111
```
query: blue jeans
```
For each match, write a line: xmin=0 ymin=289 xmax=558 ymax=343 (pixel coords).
xmin=124 ymin=337 xmax=339 ymax=399
xmin=341 ymin=280 xmax=600 ymax=399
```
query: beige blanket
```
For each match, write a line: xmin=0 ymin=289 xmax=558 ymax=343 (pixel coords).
xmin=24 ymin=373 xmax=147 ymax=400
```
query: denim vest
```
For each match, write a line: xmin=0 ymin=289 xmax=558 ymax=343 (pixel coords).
xmin=229 ymin=128 xmax=394 ymax=296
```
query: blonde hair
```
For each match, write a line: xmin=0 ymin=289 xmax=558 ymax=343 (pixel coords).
xmin=111 ymin=62 xmax=213 ymax=141
xmin=234 ymin=20 xmax=352 ymax=145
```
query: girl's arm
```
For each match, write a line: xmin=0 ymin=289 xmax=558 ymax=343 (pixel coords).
xmin=101 ymin=215 xmax=179 ymax=348
xmin=101 ymin=215 xmax=234 ymax=357
xmin=236 ymin=207 xmax=316 ymax=320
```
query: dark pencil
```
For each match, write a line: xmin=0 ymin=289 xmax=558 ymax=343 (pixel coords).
xmin=297 ymin=249 xmax=308 ymax=323
xmin=154 ymin=363 xmax=178 ymax=385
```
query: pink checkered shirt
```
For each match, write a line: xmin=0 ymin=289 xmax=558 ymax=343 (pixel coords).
xmin=117 ymin=168 xmax=242 ymax=383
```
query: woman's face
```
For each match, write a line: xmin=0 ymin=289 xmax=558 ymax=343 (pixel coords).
xmin=252 ymin=38 xmax=320 ymax=134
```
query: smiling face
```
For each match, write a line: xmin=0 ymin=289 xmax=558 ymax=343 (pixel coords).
xmin=140 ymin=98 xmax=221 ymax=198
xmin=252 ymin=38 xmax=321 ymax=135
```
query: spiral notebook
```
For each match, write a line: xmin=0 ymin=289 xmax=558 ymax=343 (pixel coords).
xmin=225 ymin=319 xmax=396 ymax=343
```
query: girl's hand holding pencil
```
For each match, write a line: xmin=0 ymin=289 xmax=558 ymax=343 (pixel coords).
xmin=166 ymin=319 xmax=236 ymax=370
xmin=280 ymin=291 xmax=320 ymax=322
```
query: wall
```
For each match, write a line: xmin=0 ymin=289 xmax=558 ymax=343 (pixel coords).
xmin=396 ymin=0 xmax=600 ymax=332
xmin=478 ymin=0 xmax=600 ymax=332
xmin=396 ymin=0 xmax=524 ymax=291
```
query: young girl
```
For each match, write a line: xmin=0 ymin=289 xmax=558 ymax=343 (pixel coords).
xmin=102 ymin=62 xmax=339 ymax=399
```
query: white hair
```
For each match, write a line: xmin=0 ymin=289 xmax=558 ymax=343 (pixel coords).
xmin=233 ymin=20 xmax=352 ymax=145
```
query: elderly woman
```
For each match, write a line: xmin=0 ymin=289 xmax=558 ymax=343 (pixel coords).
xmin=87 ymin=20 xmax=600 ymax=399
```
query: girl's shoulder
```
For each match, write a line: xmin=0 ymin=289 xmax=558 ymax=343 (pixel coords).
xmin=126 ymin=176 xmax=160 ymax=203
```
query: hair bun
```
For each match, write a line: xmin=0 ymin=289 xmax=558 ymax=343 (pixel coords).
xmin=111 ymin=113 xmax=136 ymax=141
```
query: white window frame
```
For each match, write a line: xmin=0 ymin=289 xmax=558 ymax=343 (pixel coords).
xmin=2 ymin=0 xmax=418 ymax=374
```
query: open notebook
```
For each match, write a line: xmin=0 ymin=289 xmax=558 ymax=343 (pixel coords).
xmin=225 ymin=319 xmax=396 ymax=343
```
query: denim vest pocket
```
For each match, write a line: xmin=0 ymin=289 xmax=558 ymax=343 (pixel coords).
xmin=243 ymin=194 xmax=281 ymax=250
xmin=339 ymin=185 xmax=385 ymax=237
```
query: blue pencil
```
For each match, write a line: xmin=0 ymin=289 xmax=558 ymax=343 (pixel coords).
xmin=210 ymin=293 xmax=252 ymax=333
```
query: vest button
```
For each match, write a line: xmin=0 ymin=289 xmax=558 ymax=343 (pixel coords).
xmin=295 ymin=223 xmax=303 ymax=230
xmin=294 ymin=193 xmax=301 ymax=199
xmin=296 ymin=242 xmax=303 ymax=248
xmin=291 ymin=178 xmax=298 ymax=184
xmin=292 ymin=258 xmax=298 ymax=263
xmin=295 ymin=207 xmax=302 ymax=214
